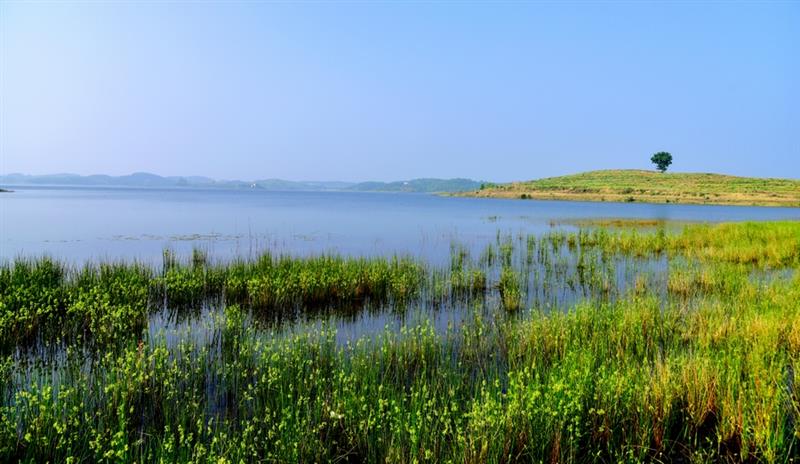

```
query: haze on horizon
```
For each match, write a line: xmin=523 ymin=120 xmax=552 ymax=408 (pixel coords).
xmin=1 ymin=2 xmax=797 ymax=182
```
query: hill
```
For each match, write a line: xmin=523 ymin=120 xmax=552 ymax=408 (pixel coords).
xmin=349 ymin=178 xmax=482 ymax=193
xmin=0 ymin=173 xmax=481 ymax=193
xmin=460 ymin=170 xmax=800 ymax=207
xmin=0 ymin=172 xmax=353 ymax=190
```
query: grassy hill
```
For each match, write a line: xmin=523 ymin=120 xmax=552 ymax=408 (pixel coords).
xmin=461 ymin=170 xmax=800 ymax=207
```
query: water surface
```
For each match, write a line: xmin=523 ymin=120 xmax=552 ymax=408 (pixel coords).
xmin=3 ymin=186 xmax=799 ymax=264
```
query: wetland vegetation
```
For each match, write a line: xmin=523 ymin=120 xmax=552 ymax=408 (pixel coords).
xmin=462 ymin=170 xmax=800 ymax=207
xmin=1 ymin=221 xmax=799 ymax=462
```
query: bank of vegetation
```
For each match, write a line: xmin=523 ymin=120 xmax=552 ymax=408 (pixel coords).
xmin=461 ymin=170 xmax=800 ymax=207
xmin=1 ymin=221 xmax=800 ymax=462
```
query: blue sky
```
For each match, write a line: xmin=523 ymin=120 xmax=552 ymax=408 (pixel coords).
xmin=1 ymin=2 xmax=797 ymax=182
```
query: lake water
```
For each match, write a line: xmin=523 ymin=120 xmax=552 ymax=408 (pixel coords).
xmin=3 ymin=186 xmax=800 ymax=264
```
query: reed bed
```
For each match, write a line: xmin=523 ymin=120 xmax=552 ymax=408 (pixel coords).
xmin=1 ymin=221 xmax=798 ymax=462
xmin=0 ymin=253 xmax=426 ymax=354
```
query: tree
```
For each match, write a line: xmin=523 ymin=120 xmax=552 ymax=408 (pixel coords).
xmin=651 ymin=152 xmax=673 ymax=173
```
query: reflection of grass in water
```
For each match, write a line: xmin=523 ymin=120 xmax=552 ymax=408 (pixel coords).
xmin=2 ymin=221 xmax=800 ymax=462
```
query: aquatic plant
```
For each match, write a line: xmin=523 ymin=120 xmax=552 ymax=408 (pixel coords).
xmin=1 ymin=221 xmax=799 ymax=462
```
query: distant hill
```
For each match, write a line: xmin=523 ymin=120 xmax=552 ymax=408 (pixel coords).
xmin=458 ymin=169 xmax=800 ymax=207
xmin=0 ymin=173 xmax=482 ymax=193
xmin=247 ymin=179 xmax=356 ymax=191
xmin=349 ymin=178 xmax=483 ymax=193
xmin=0 ymin=172 xmax=185 ymax=188
xmin=0 ymin=172 xmax=356 ymax=191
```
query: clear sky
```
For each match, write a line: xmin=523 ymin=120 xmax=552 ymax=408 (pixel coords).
xmin=1 ymin=2 xmax=797 ymax=182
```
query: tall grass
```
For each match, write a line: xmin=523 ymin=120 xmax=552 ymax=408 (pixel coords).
xmin=3 ymin=276 xmax=800 ymax=462
xmin=1 ymin=221 xmax=799 ymax=462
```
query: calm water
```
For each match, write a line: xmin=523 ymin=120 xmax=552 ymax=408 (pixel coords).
xmin=2 ymin=186 xmax=800 ymax=264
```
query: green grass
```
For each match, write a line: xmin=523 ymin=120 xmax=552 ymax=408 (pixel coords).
xmin=0 ymin=253 xmax=426 ymax=353
xmin=462 ymin=169 xmax=800 ymax=206
xmin=2 ymin=221 xmax=800 ymax=462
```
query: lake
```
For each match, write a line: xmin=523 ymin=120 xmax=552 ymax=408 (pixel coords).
xmin=3 ymin=185 xmax=799 ymax=264
xmin=5 ymin=187 xmax=800 ymax=464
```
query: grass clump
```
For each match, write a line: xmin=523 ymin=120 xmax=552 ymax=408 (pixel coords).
xmin=242 ymin=255 xmax=423 ymax=312
xmin=0 ymin=252 xmax=427 ymax=353
xmin=498 ymin=266 xmax=522 ymax=312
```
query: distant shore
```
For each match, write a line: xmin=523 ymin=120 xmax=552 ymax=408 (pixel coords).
xmin=0 ymin=173 xmax=482 ymax=194
xmin=454 ymin=169 xmax=800 ymax=207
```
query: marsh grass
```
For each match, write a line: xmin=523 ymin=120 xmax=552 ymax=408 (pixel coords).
xmin=1 ymin=221 xmax=799 ymax=462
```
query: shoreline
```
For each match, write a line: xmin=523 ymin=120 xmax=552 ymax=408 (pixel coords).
xmin=452 ymin=169 xmax=800 ymax=208
xmin=452 ymin=189 xmax=800 ymax=207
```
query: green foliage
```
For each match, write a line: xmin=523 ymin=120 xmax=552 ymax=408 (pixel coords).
xmin=650 ymin=151 xmax=673 ymax=172
xmin=1 ymin=222 xmax=800 ymax=462
xmin=3 ymin=273 xmax=800 ymax=462
xmin=498 ymin=267 xmax=522 ymax=312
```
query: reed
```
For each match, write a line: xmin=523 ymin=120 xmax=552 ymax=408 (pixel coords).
xmin=1 ymin=221 xmax=799 ymax=462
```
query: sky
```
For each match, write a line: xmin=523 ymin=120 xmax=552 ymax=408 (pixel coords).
xmin=1 ymin=2 xmax=797 ymax=182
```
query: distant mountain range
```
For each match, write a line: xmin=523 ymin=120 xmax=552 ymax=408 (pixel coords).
xmin=348 ymin=178 xmax=484 ymax=193
xmin=0 ymin=172 xmax=484 ymax=194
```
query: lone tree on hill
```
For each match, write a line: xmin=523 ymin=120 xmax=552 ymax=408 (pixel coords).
xmin=651 ymin=152 xmax=673 ymax=173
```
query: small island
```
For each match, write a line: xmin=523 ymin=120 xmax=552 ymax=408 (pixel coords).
xmin=459 ymin=169 xmax=800 ymax=207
